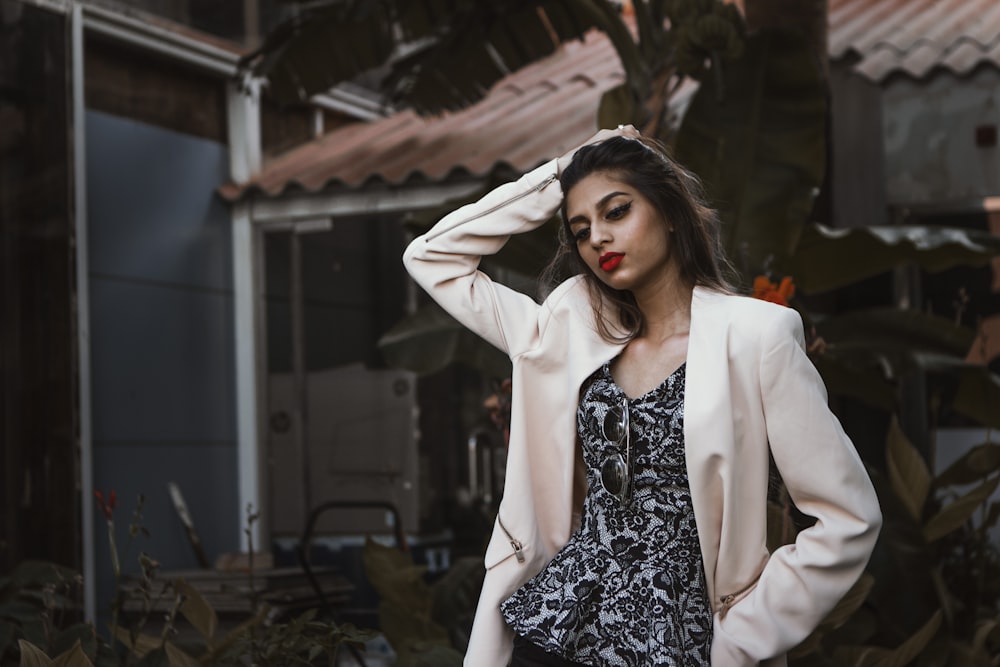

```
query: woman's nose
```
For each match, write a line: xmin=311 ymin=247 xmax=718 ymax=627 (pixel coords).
xmin=589 ymin=222 xmax=611 ymax=247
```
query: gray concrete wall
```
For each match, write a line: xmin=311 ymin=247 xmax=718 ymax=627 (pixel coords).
xmin=883 ymin=68 xmax=1000 ymax=205
xmin=86 ymin=109 xmax=238 ymax=614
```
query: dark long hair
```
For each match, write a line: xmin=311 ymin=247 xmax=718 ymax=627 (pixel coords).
xmin=541 ymin=135 xmax=734 ymax=343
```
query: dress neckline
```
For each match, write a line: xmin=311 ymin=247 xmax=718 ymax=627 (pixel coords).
xmin=603 ymin=360 xmax=686 ymax=402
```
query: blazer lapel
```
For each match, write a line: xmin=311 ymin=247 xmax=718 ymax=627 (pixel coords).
xmin=684 ymin=286 xmax=733 ymax=607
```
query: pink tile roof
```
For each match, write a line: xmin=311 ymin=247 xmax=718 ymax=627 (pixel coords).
xmin=223 ymin=1 xmax=1000 ymax=201
xmin=831 ymin=0 xmax=1000 ymax=82
xmin=220 ymin=30 xmax=625 ymax=201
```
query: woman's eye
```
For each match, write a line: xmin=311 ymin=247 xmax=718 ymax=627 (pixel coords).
xmin=573 ymin=227 xmax=591 ymax=242
xmin=607 ymin=202 xmax=631 ymax=220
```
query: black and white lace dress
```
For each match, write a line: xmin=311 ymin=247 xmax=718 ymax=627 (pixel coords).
xmin=500 ymin=362 xmax=712 ymax=666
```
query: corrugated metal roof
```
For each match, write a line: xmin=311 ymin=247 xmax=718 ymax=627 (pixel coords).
xmin=220 ymin=30 xmax=626 ymax=201
xmin=831 ymin=0 xmax=1000 ymax=82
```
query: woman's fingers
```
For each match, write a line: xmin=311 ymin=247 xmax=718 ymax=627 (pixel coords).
xmin=556 ymin=125 xmax=641 ymax=175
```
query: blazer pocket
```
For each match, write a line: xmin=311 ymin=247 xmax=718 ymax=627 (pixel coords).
xmin=484 ymin=513 xmax=528 ymax=569
xmin=718 ymin=569 xmax=764 ymax=620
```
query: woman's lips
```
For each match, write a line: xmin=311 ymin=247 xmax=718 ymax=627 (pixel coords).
xmin=599 ymin=253 xmax=624 ymax=271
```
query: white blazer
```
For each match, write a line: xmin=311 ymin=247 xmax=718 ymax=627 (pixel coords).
xmin=403 ymin=158 xmax=882 ymax=666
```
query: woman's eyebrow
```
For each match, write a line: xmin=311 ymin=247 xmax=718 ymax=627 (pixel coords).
xmin=567 ymin=191 xmax=629 ymax=226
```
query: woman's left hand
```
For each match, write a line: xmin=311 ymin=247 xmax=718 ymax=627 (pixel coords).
xmin=556 ymin=124 xmax=640 ymax=175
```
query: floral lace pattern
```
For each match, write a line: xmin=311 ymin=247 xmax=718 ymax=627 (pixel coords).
xmin=501 ymin=362 xmax=712 ymax=666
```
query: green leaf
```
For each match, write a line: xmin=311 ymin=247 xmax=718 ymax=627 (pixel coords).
xmin=984 ymin=501 xmax=1000 ymax=531
xmin=810 ymin=348 xmax=896 ymax=411
xmin=429 ymin=556 xmax=485 ymax=645
xmin=134 ymin=647 xmax=169 ymax=667
xmin=872 ymin=609 xmax=942 ymax=667
xmin=816 ymin=308 xmax=976 ymax=358
xmin=785 ymin=223 xmax=1000 ymax=294
xmin=903 ymin=354 xmax=1000 ymax=430
xmin=973 ymin=615 xmax=1000 ymax=655
xmin=886 ymin=417 xmax=931 ymax=521
xmin=17 ymin=640 xmax=53 ymax=667
xmin=8 ymin=562 xmax=77 ymax=591
xmin=246 ymin=1 xmax=644 ymax=114
xmin=821 ymin=573 xmax=875 ymax=631
xmin=923 ymin=475 xmax=1000 ymax=542
xmin=242 ymin=2 xmax=396 ymax=106
xmin=50 ymin=641 xmax=94 ymax=667
xmin=174 ymin=579 xmax=217 ymax=646
xmin=378 ymin=302 xmax=513 ymax=377
xmin=202 ymin=605 xmax=268 ymax=663
xmin=935 ymin=443 xmax=1000 ymax=487
xmin=765 ymin=500 xmax=796 ymax=552
xmin=163 ymin=643 xmax=199 ymax=667
xmin=363 ymin=538 xmax=454 ymax=664
xmin=112 ymin=627 xmax=161 ymax=659
xmin=952 ymin=365 xmax=1000 ymax=429
xmin=49 ymin=625 xmax=97 ymax=662
xmin=598 ymin=84 xmax=641 ymax=132
xmin=675 ymin=28 xmax=826 ymax=274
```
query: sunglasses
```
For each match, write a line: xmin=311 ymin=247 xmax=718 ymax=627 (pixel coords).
xmin=600 ymin=397 xmax=633 ymax=506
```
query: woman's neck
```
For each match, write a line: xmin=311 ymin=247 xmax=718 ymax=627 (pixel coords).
xmin=633 ymin=270 xmax=693 ymax=342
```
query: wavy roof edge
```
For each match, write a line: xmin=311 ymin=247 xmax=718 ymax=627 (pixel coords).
xmin=220 ymin=162 xmax=526 ymax=201
xmin=830 ymin=0 xmax=1000 ymax=83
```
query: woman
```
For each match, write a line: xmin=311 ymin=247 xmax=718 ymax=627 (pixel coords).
xmin=403 ymin=126 xmax=881 ymax=666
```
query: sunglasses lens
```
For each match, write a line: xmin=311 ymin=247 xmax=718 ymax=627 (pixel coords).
xmin=602 ymin=406 xmax=627 ymax=443
xmin=601 ymin=452 xmax=627 ymax=497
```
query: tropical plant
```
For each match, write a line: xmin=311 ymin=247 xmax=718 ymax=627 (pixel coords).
xmin=7 ymin=499 xmax=376 ymax=667
xmin=361 ymin=538 xmax=483 ymax=666
xmin=770 ymin=419 xmax=1000 ymax=666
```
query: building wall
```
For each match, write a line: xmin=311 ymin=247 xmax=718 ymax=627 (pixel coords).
xmin=882 ymin=67 xmax=1000 ymax=205
xmin=86 ymin=109 xmax=238 ymax=610
xmin=830 ymin=63 xmax=890 ymax=229
xmin=0 ymin=0 xmax=78 ymax=572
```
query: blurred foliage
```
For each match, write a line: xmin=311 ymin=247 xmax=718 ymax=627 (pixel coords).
xmin=773 ymin=419 xmax=1000 ymax=666
xmin=240 ymin=0 xmax=643 ymax=113
xmin=6 ymin=499 xmax=375 ymax=667
xmin=362 ymin=538 xmax=482 ymax=665
xmin=674 ymin=27 xmax=826 ymax=274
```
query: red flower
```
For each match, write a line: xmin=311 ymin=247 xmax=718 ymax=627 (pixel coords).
xmin=752 ymin=275 xmax=796 ymax=307
xmin=94 ymin=489 xmax=117 ymax=520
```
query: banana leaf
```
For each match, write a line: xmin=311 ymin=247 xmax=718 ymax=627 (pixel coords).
xmin=783 ymin=223 xmax=1000 ymax=294
xmin=378 ymin=302 xmax=512 ymax=378
xmin=674 ymin=28 xmax=827 ymax=274
xmin=242 ymin=0 xmax=646 ymax=112
xmin=810 ymin=347 xmax=897 ymax=412
xmin=935 ymin=443 xmax=1000 ymax=488
xmin=808 ymin=338 xmax=1000 ymax=429
xmin=815 ymin=308 xmax=976 ymax=358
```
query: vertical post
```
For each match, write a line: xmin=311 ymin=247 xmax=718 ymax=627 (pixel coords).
xmin=227 ymin=77 xmax=262 ymax=550
xmin=289 ymin=230 xmax=313 ymax=526
xmin=71 ymin=0 xmax=96 ymax=623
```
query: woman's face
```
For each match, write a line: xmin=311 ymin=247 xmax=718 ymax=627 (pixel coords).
xmin=565 ymin=171 xmax=673 ymax=293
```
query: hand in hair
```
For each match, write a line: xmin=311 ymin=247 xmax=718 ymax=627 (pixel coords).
xmin=556 ymin=124 xmax=641 ymax=176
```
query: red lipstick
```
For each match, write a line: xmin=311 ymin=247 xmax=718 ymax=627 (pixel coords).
xmin=599 ymin=252 xmax=624 ymax=272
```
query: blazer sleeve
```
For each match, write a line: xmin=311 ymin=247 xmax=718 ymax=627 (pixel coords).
xmin=402 ymin=159 xmax=563 ymax=358
xmin=713 ymin=306 xmax=882 ymax=661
